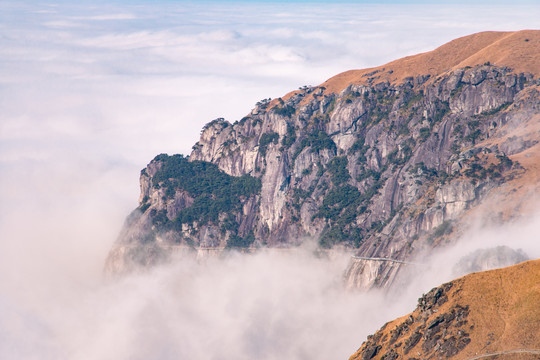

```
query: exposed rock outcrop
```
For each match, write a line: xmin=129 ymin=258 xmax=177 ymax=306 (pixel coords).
xmin=105 ymin=30 xmax=540 ymax=289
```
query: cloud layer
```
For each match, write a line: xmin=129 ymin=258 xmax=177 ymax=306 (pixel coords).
xmin=0 ymin=248 xmax=403 ymax=360
xmin=1 ymin=1 xmax=539 ymax=359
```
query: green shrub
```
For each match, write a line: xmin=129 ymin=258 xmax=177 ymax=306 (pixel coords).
xmin=465 ymin=129 xmax=482 ymax=144
xmin=226 ymin=231 xmax=255 ymax=248
xmin=398 ymin=123 xmax=410 ymax=136
xmin=326 ymin=156 xmax=350 ymax=185
xmin=479 ymin=102 xmax=511 ymax=116
xmin=428 ymin=221 xmax=453 ymax=243
xmin=151 ymin=209 xmax=169 ymax=226
xmin=319 ymin=224 xmax=364 ymax=248
xmin=319 ymin=225 xmax=345 ymax=248
xmin=419 ymin=127 xmax=431 ymax=141
xmin=404 ymin=90 xmax=423 ymax=109
xmin=293 ymin=129 xmax=336 ymax=159
xmin=356 ymin=169 xmax=381 ymax=182
xmin=464 ymin=163 xmax=487 ymax=179
xmin=430 ymin=101 xmax=450 ymax=125
xmin=256 ymin=98 xmax=271 ymax=107
xmin=273 ymin=105 xmax=296 ymax=118
xmin=450 ymin=82 xmax=464 ymax=98
xmin=316 ymin=184 xmax=361 ymax=220
xmin=280 ymin=125 xmax=297 ymax=149
xmin=496 ymin=154 xmax=513 ymax=169
xmin=259 ymin=131 xmax=279 ymax=156
xmin=349 ymin=138 xmax=370 ymax=158
xmin=301 ymin=167 xmax=312 ymax=176
xmin=151 ymin=154 xmax=261 ymax=227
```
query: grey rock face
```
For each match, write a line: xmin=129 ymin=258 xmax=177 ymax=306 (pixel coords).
xmin=106 ymin=64 xmax=539 ymax=289
xmin=452 ymin=246 xmax=528 ymax=276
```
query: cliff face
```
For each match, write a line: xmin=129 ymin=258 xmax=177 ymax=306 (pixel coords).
xmin=349 ymin=259 xmax=540 ymax=360
xmin=105 ymin=30 xmax=540 ymax=288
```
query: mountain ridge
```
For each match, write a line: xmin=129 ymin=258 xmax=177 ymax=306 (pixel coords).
xmin=287 ymin=30 xmax=540 ymax=101
xmin=105 ymin=30 xmax=540 ymax=291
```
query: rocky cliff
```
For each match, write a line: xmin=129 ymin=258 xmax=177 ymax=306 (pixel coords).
xmin=349 ymin=259 xmax=540 ymax=360
xmin=105 ymin=30 xmax=540 ymax=289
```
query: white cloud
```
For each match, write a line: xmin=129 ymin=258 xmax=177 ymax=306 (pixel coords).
xmin=83 ymin=13 xmax=137 ymax=21
xmin=0 ymin=247 xmax=415 ymax=360
xmin=43 ymin=20 xmax=81 ymax=28
xmin=1 ymin=1 xmax=539 ymax=359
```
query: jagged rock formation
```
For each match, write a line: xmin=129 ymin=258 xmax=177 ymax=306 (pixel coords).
xmin=349 ymin=259 xmax=540 ymax=360
xmin=105 ymin=30 xmax=540 ymax=287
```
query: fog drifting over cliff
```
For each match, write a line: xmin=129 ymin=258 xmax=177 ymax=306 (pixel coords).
xmin=1 ymin=1 xmax=540 ymax=359
xmin=3 ymin=217 xmax=540 ymax=360
xmin=0 ymin=247 xmax=391 ymax=360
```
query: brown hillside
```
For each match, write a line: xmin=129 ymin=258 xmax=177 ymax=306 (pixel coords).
xmin=283 ymin=30 xmax=539 ymax=102
xmin=349 ymin=259 xmax=540 ymax=360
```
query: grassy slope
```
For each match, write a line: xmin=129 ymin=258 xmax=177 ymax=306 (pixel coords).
xmin=281 ymin=30 xmax=539 ymax=103
xmin=349 ymin=259 xmax=540 ymax=360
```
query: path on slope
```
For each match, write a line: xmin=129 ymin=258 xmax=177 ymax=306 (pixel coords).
xmin=350 ymin=256 xmax=421 ymax=265
xmin=465 ymin=349 xmax=540 ymax=360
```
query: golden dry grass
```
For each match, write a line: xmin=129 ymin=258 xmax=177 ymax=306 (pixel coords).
xmin=349 ymin=259 xmax=540 ymax=360
xmin=283 ymin=30 xmax=539 ymax=103
xmin=458 ymin=260 xmax=540 ymax=358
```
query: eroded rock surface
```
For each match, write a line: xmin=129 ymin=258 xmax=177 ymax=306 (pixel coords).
xmin=106 ymin=59 xmax=540 ymax=288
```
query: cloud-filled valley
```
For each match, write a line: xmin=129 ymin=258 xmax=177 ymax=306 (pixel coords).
xmin=1 ymin=1 xmax=540 ymax=359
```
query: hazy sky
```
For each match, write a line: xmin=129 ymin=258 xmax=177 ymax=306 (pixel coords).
xmin=0 ymin=1 xmax=539 ymax=359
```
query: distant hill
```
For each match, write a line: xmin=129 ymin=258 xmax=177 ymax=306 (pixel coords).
xmin=349 ymin=258 xmax=540 ymax=360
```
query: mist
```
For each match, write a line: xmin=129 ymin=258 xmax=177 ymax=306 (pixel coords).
xmin=0 ymin=247 xmax=401 ymax=360
xmin=1 ymin=0 xmax=540 ymax=359
xmin=3 ymin=216 xmax=540 ymax=360
xmin=404 ymin=210 xmax=540 ymax=292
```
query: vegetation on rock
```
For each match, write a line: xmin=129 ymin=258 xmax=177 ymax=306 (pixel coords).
xmin=151 ymin=154 xmax=261 ymax=227
xmin=107 ymin=31 xmax=540 ymax=282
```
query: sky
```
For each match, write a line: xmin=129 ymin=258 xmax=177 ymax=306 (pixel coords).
xmin=0 ymin=1 xmax=539 ymax=359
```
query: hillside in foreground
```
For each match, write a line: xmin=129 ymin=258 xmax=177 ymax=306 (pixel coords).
xmin=350 ymin=258 xmax=540 ymax=360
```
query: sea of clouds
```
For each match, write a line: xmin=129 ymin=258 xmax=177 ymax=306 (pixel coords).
xmin=1 ymin=1 xmax=539 ymax=359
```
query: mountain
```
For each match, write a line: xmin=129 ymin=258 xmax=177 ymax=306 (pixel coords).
xmin=105 ymin=30 xmax=540 ymax=289
xmin=316 ymin=30 xmax=539 ymax=95
xmin=349 ymin=259 xmax=540 ymax=360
